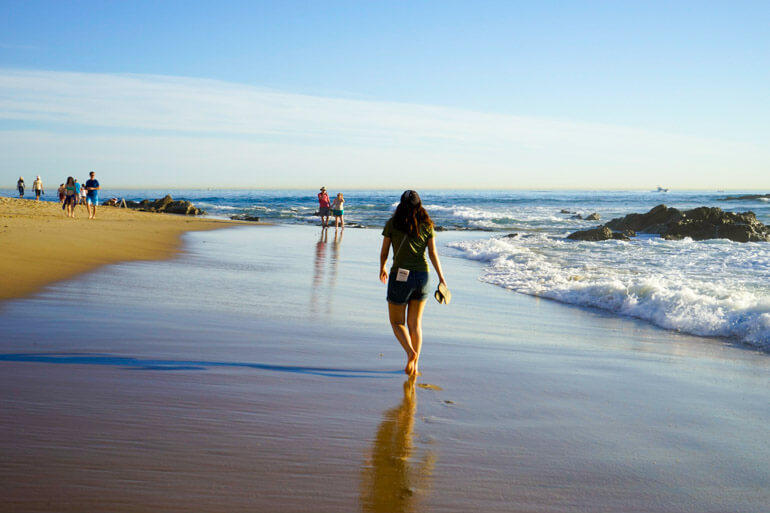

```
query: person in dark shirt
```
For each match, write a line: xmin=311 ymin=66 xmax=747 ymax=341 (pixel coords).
xmin=379 ymin=190 xmax=448 ymax=376
xmin=85 ymin=171 xmax=101 ymax=219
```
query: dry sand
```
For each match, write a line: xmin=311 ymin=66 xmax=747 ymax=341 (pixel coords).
xmin=0 ymin=197 xmax=240 ymax=302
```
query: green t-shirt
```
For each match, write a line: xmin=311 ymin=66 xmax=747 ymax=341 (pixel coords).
xmin=382 ymin=219 xmax=434 ymax=272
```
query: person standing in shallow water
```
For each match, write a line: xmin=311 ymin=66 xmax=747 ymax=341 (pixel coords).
xmin=331 ymin=192 xmax=345 ymax=229
xmin=379 ymin=190 xmax=447 ymax=376
xmin=317 ymin=186 xmax=331 ymax=227
xmin=33 ymin=176 xmax=43 ymax=200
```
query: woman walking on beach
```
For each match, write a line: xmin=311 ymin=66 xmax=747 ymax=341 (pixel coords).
xmin=380 ymin=190 xmax=447 ymax=376
xmin=331 ymin=192 xmax=345 ymax=229
xmin=63 ymin=177 xmax=77 ymax=218
xmin=17 ymin=177 xmax=24 ymax=198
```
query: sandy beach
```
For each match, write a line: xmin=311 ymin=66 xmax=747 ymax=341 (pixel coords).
xmin=1 ymin=220 xmax=768 ymax=512
xmin=0 ymin=197 xmax=238 ymax=302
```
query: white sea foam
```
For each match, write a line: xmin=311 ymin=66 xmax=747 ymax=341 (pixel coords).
xmin=449 ymin=235 xmax=770 ymax=349
xmin=197 ymin=203 xmax=239 ymax=210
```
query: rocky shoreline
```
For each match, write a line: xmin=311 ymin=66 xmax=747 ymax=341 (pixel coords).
xmin=567 ymin=204 xmax=770 ymax=242
xmin=106 ymin=195 xmax=206 ymax=216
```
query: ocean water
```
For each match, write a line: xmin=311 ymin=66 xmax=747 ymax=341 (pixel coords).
xmin=4 ymin=188 xmax=769 ymax=350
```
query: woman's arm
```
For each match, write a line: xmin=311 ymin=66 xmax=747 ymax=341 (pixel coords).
xmin=427 ymin=237 xmax=447 ymax=286
xmin=379 ymin=236 xmax=391 ymax=283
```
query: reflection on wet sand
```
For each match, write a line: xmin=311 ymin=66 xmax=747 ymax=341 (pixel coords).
xmin=360 ymin=377 xmax=435 ymax=513
xmin=311 ymin=227 xmax=329 ymax=314
xmin=311 ymin=227 xmax=344 ymax=315
xmin=329 ymin=227 xmax=343 ymax=291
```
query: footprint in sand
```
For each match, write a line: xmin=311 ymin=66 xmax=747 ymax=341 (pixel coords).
xmin=417 ymin=383 xmax=443 ymax=391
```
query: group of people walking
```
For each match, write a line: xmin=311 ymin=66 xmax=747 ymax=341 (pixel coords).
xmin=61 ymin=171 xmax=100 ymax=219
xmin=16 ymin=176 xmax=44 ymax=200
xmin=17 ymin=172 xmax=101 ymax=219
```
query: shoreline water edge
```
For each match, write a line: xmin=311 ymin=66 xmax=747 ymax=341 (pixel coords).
xmin=2 ymin=189 xmax=769 ymax=350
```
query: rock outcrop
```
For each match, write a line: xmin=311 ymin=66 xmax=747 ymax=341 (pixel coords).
xmin=720 ymin=193 xmax=770 ymax=201
xmin=567 ymin=204 xmax=770 ymax=242
xmin=567 ymin=226 xmax=613 ymax=241
xmin=567 ymin=226 xmax=632 ymax=241
xmin=123 ymin=195 xmax=205 ymax=216
xmin=230 ymin=214 xmax=260 ymax=222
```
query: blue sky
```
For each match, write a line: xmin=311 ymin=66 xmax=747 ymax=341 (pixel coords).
xmin=1 ymin=0 xmax=768 ymax=189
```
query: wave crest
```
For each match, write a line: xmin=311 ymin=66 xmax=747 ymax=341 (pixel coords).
xmin=450 ymin=236 xmax=770 ymax=349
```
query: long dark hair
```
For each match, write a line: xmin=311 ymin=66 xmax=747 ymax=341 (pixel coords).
xmin=392 ymin=190 xmax=434 ymax=237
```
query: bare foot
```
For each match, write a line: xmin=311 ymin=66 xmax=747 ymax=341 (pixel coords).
xmin=404 ymin=350 xmax=418 ymax=375
xmin=406 ymin=353 xmax=420 ymax=376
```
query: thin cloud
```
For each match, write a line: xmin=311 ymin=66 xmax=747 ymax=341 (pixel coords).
xmin=0 ymin=68 xmax=767 ymax=188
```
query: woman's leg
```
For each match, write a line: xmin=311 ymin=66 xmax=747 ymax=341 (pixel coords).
xmin=388 ymin=302 xmax=417 ymax=375
xmin=406 ymin=299 xmax=427 ymax=375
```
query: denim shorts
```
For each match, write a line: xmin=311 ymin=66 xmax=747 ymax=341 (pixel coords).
xmin=387 ymin=269 xmax=430 ymax=304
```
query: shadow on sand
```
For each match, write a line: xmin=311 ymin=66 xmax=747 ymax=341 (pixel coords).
xmin=0 ymin=352 xmax=401 ymax=378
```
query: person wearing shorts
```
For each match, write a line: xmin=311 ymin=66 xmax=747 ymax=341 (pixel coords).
xmin=317 ymin=186 xmax=331 ymax=227
xmin=85 ymin=171 xmax=100 ymax=219
xmin=33 ymin=176 xmax=43 ymax=200
xmin=80 ymin=181 xmax=88 ymax=209
xmin=379 ymin=190 xmax=447 ymax=376
xmin=331 ymin=192 xmax=345 ymax=229
xmin=63 ymin=176 xmax=77 ymax=218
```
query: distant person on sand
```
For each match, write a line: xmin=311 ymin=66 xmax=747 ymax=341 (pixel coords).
xmin=331 ymin=192 xmax=345 ymax=229
xmin=85 ymin=171 xmax=100 ymax=219
xmin=379 ymin=190 xmax=448 ymax=376
xmin=318 ymin=186 xmax=331 ymax=227
xmin=73 ymin=179 xmax=81 ymax=206
xmin=80 ymin=179 xmax=87 ymax=208
xmin=57 ymin=184 xmax=65 ymax=203
xmin=17 ymin=177 xmax=24 ymax=198
xmin=33 ymin=176 xmax=44 ymax=200
xmin=63 ymin=177 xmax=77 ymax=218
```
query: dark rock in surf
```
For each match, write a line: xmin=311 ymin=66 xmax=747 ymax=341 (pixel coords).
xmin=568 ymin=204 xmax=770 ymax=242
xmin=567 ymin=226 xmax=613 ymax=241
xmin=720 ymin=193 xmax=770 ymax=201
xmin=604 ymin=204 xmax=683 ymax=233
xmin=230 ymin=214 xmax=261 ymax=222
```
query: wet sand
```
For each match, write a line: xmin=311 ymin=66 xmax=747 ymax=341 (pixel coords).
xmin=0 ymin=224 xmax=768 ymax=512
